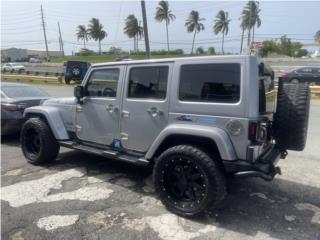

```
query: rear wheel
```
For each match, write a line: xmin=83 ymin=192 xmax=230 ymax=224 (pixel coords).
xmin=21 ymin=118 xmax=60 ymax=165
xmin=274 ymin=83 xmax=310 ymax=151
xmin=153 ymin=145 xmax=226 ymax=217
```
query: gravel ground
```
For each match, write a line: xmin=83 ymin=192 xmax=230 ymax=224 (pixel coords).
xmin=1 ymin=84 xmax=320 ymax=240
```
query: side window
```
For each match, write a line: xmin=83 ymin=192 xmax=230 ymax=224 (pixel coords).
xmin=128 ymin=66 xmax=168 ymax=99
xmin=298 ymin=68 xmax=312 ymax=73
xmin=179 ymin=63 xmax=240 ymax=103
xmin=86 ymin=68 xmax=120 ymax=97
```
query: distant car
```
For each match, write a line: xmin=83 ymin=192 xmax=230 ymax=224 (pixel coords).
xmin=1 ymin=83 xmax=50 ymax=135
xmin=279 ymin=67 xmax=320 ymax=85
xmin=63 ymin=61 xmax=91 ymax=84
xmin=29 ymin=58 xmax=43 ymax=63
xmin=2 ymin=63 xmax=25 ymax=72
xmin=115 ymin=56 xmax=133 ymax=61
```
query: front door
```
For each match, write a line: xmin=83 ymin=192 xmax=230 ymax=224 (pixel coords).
xmin=121 ymin=63 xmax=172 ymax=152
xmin=76 ymin=66 xmax=124 ymax=145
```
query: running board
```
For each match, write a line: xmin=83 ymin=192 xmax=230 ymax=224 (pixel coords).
xmin=59 ymin=141 xmax=149 ymax=166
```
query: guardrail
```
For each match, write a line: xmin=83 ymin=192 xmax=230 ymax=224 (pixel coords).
xmin=1 ymin=70 xmax=64 ymax=77
xmin=1 ymin=74 xmax=63 ymax=84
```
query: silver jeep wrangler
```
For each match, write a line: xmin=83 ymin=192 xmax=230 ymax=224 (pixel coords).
xmin=21 ymin=55 xmax=310 ymax=217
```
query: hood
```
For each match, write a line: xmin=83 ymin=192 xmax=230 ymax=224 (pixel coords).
xmin=42 ymin=97 xmax=76 ymax=106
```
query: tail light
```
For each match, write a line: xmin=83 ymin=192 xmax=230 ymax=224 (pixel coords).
xmin=1 ymin=103 xmax=26 ymax=112
xmin=249 ymin=121 xmax=259 ymax=143
xmin=280 ymin=72 xmax=288 ymax=77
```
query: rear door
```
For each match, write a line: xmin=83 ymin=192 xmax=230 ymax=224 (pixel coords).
xmin=297 ymin=68 xmax=313 ymax=82
xmin=312 ymin=68 xmax=320 ymax=84
xmin=120 ymin=63 xmax=172 ymax=152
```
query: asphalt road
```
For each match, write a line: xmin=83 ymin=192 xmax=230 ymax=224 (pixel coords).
xmin=1 ymin=84 xmax=320 ymax=240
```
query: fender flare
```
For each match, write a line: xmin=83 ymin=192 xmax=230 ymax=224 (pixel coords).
xmin=145 ymin=124 xmax=237 ymax=161
xmin=23 ymin=106 xmax=69 ymax=140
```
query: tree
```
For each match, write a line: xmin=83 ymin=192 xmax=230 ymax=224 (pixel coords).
xmin=76 ymin=25 xmax=89 ymax=49
xmin=241 ymin=1 xmax=261 ymax=53
xmin=88 ymin=18 xmax=107 ymax=55
xmin=185 ymin=11 xmax=205 ymax=54
xmin=124 ymin=15 xmax=143 ymax=51
xmin=155 ymin=1 xmax=176 ymax=51
xmin=213 ymin=10 xmax=231 ymax=54
xmin=196 ymin=46 xmax=205 ymax=55
xmin=315 ymin=30 xmax=320 ymax=47
xmin=207 ymin=47 xmax=216 ymax=55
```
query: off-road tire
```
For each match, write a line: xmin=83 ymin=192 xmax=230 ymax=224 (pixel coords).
xmin=21 ymin=118 xmax=60 ymax=165
xmin=153 ymin=145 xmax=226 ymax=217
xmin=274 ymin=83 xmax=310 ymax=151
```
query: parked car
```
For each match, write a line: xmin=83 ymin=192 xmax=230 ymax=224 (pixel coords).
xmin=1 ymin=83 xmax=50 ymax=135
xmin=2 ymin=63 xmax=25 ymax=72
xmin=21 ymin=56 xmax=310 ymax=217
xmin=279 ymin=67 xmax=320 ymax=84
xmin=29 ymin=58 xmax=43 ymax=63
xmin=63 ymin=61 xmax=91 ymax=84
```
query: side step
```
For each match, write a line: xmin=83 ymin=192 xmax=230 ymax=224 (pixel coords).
xmin=59 ymin=141 xmax=149 ymax=166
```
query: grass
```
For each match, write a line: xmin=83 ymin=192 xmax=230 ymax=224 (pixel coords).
xmin=51 ymin=54 xmax=191 ymax=63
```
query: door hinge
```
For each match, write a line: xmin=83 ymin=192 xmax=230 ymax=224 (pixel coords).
xmin=75 ymin=125 xmax=82 ymax=132
xmin=120 ymin=132 xmax=129 ymax=140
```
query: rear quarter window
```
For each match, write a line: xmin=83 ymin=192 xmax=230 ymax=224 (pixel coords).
xmin=179 ymin=63 xmax=240 ymax=103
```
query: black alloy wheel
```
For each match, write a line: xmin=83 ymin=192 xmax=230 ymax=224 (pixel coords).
xmin=161 ymin=156 xmax=208 ymax=211
xmin=153 ymin=145 xmax=226 ymax=217
xmin=23 ymin=128 xmax=41 ymax=158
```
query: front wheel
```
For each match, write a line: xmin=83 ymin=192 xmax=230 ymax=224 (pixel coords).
xmin=153 ymin=145 xmax=226 ymax=217
xmin=21 ymin=118 xmax=60 ymax=165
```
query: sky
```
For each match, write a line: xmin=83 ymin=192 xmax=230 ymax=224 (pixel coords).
xmin=1 ymin=0 xmax=320 ymax=55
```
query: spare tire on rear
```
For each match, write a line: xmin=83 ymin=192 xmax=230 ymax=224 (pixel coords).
xmin=274 ymin=83 xmax=310 ymax=151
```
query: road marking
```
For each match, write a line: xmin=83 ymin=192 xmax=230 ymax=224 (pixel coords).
xmin=37 ymin=215 xmax=79 ymax=231
xmin=1 ymin=168 xmax=113 ymax=207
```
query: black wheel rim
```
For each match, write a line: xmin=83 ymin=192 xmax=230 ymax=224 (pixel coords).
xmin=24 ymin=128 xmax=41 ymax=157
xmin=161 ymin=156 xmax=208 ymax=210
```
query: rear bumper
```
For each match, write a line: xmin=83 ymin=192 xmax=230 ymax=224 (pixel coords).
xmin=223 ymin=145 xmax=283 ymax=181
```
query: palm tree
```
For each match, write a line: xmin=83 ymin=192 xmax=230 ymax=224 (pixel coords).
xmin=242 ymin=1 xmax=261 ymax=53
xmin=213 ymin=10 xmax=231 ymax=54
xmin=76 ymin=25 xmax=89 ymax=49
xmin=239 ymin=11 xmax=250 ymax=54
xmin=88 ymin=18 xmax=107 ymax=55
xmin=124 ymin=15 xmax=143 ymax=51
xmin=185 ymin=11 xmax=205 ymax=54
xmin=155 ymin=1 xmax=176 ymax=52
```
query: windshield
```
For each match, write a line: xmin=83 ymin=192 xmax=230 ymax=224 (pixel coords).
xmin=1 ymin=86 xmax=49 ymax=98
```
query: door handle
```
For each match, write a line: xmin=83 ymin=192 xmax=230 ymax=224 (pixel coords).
xmin=122 ymin=110 xmax=130 ymax=118
xmin=147 ymin=107 xmax=163 ymax=117
xmin=106 ymin=104 xmax=118 ymax=113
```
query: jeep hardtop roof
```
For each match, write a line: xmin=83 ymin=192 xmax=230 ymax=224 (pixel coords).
xmin=92 ymin=55 xmax=254 ymax=68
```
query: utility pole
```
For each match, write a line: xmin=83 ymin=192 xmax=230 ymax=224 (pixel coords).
xmin=40 ymin=5 xmax=49 ymax=61
xmin=57 ymin=21 xmax=64 ymax=56
xmin=141 ymin=0 xmax=150 ymax=59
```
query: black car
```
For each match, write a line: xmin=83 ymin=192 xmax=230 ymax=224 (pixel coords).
xmin=279 ymin=67 xmax=320 ymax=84
xmin=63 ymin=61 xmax=91 ymax=84
xmin=1 ymin=82 xmax=50 ymax=135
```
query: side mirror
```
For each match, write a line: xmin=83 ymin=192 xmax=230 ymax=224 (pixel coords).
xmin=74 ymin=86 xmax=84 ymax=103
xmin=258 ymin=62 xmax=265 ymax=76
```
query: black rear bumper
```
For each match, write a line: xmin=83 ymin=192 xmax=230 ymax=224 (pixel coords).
xmin=223 ymin=145 xmax=283 ymax=181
